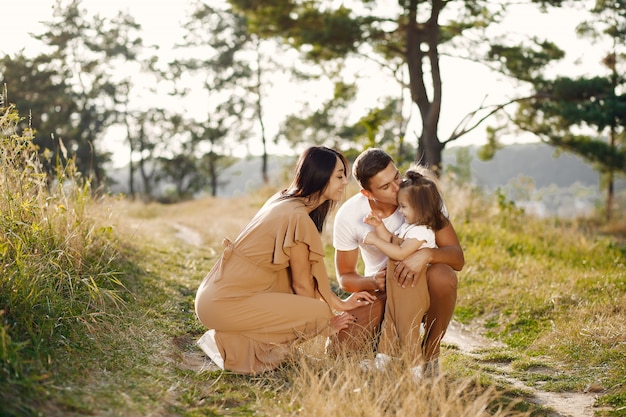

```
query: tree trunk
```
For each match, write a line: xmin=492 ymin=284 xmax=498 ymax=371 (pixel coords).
xmin=209 ymin=152 xmax=218 ymax=197
xmin=124 ymin=116 xmax=135 ymax=198
xmin=606 ymin=126 xmax=616 ymax=221
xmin=128 ymin=157 xmax=135 ymax=198
xmin=606 ymin=171 xmax=614 ymax=222
xmin=405 ymin=0 xmax=445 ymax=173
xmin=254 ymin=39 xmax=269 ymax=185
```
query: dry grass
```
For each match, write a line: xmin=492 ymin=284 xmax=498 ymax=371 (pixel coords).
xmin=251 ymin=338 xmax=530 ymax=417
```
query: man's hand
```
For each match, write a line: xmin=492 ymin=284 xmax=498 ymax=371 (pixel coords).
xmin=394 ymin=248 xmax=431 ymax=288
xmin=373 ymin=267 xmax=386 ymax=292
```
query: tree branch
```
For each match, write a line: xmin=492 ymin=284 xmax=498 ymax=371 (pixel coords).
xmin=443 ymin=94 xmax=540 ymax=145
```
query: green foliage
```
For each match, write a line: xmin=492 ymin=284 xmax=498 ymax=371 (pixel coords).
xmin=230 ymin=0 xmax=548 ymax=170
xmin=1 ymin=0 xmax=145 ymax=188
xmin=494 ymin=1 xmax=626 ymax=222
xmin=487 ymin=39 xmax=565 ymax=81
xmin=514 ymin=74 xmax=626 ymax=174
xmin=296 ymin=6 xmax=364 ymax=60
xmin=0 ymin=102 xmax=128 ymax=415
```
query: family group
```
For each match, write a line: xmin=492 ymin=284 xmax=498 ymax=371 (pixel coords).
xmin=194 ymin=146 xmax=464 ymax=378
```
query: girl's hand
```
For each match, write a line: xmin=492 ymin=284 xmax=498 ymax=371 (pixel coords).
xmin=341 ymin=291 xmax=377 ymax=311
xmin=363 ymin=212 xmax=382 ymax=227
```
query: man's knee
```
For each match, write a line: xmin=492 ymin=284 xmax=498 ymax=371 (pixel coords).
xmin=426 ymin=264 xmax=458 ymax=296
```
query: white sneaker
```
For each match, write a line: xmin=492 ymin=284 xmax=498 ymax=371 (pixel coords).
xmin=197 ymin=329 xmax=224 ymax=370
xmin=359 ymin=358 xmax=374 ymax=371
xmin=360 ymin=353 xmax=393 ymax=372
xmin=411 ymin=359 xmax=439 ymax=382
xmin=410 ymin=365 xmax=423 ymax=381
xmin=374 ymin=353 xmax=392 ymax=370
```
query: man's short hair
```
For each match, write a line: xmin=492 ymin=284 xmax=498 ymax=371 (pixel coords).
xmin=352 ymin=148 xmax=394 ymax=191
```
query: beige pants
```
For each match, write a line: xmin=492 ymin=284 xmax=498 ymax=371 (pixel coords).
xmin=377 ymin=258 xmax=430 ymax=365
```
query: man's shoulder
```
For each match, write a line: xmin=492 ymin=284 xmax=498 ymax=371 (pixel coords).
xmin=336 ymin=193 xmax=369 ymax=222
xmin=338 ymin=192 xmax=368 ymax=212
xmin=334 ymin=193 xmax=369 ymax=234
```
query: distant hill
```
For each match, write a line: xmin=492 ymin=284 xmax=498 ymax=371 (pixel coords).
xmin=106 ymin=143 xmax=623 ymax=217
xmin=443 ymin=142 xmax=625 ymax=217
xmin=214 ymin=155 xmax=293 ymax=197
xmin=443 ymin=142 xmax=604 ymax=189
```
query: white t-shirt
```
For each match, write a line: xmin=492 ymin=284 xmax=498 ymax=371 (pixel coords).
xmin=333 ymin=192 xmax=447 ymax=276
xmin=396 ymin=223 xmax=437 ymax=250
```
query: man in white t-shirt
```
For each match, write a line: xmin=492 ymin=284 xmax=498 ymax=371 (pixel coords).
xmin=333 ymin=148 xmax=464 ymax=375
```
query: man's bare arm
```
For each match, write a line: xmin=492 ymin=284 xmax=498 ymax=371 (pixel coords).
xmin=427 ymin=222 xmax=464 ymax=270
xmin=395 ymin=223 xmax=464 ymax=287
xmin=335 ymin=249 xmax=384 ymax=292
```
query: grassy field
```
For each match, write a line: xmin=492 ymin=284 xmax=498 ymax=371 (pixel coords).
xmin=1 ymin=102 xmax=625 ymax=416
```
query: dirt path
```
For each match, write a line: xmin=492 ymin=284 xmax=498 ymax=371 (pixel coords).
xmin=172 ymin=222 xmax=599 ymax=417
xmin=442 ymin=322 xmax=598 ymax=417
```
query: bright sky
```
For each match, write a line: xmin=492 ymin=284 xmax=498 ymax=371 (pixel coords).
xmin=2 ymin=0 xmax=604 ymax=166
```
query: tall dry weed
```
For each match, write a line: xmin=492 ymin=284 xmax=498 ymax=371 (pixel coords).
xmin=0 ymin=100 xmax=127 ymax=412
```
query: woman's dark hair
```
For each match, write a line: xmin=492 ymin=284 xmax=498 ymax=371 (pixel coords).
xmin=400 ymin=168 xmax=449 ymax=231
xmin=352 ymin=148 xmax=394 ymax=191
xmin=282 ymin=146 xmax=348 ymax=232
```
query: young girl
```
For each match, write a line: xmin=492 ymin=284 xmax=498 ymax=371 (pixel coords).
xmin=362 ymin=167 xmax=449 ymax=377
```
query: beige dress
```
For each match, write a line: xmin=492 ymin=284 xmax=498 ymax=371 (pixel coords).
xmin=195 ymin=196 xmax=335 ymax=374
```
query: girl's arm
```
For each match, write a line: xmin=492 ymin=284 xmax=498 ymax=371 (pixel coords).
xmin=364 ymin=233 xmax=426 ymax=261
xmin=364 ymin=212 xmax=393 ymax=242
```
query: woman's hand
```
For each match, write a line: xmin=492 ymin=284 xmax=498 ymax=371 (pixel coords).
xmin=329 ymin=312 xmax=356 ymax=334
xmin=340 ymin=291 xmax=377 ymax=311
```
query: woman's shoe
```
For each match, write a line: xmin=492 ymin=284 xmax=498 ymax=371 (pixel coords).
xmin=197 ymin=329 xmax=225 ymax=370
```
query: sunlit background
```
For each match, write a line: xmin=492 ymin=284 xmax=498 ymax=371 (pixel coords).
xmin=2 ymin=0 xmax=602 ymax=167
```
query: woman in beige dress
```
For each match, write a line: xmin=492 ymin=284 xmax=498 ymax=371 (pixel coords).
xmin=195 ymin=146 xmax=376 ymax=374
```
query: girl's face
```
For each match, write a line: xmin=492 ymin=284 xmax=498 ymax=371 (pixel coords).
xmin=322 ymin=157 xmax=349 ymax=202
xmin=397 ymin=189 xmax=418 ymax=224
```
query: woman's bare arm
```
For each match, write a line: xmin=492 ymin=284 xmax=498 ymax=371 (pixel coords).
xmin=292 ymin=242 xmax=377 ymax=310
xmin=289 ymin=241 xmax=316 ymax=298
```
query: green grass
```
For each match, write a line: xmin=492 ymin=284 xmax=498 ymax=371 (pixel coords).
xmin=449 ymin=186 xmax=626 ymax=414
